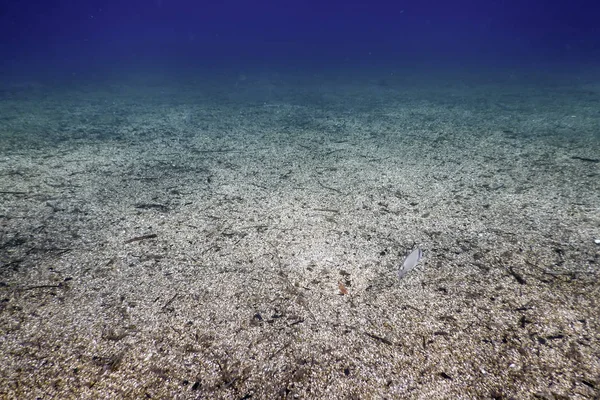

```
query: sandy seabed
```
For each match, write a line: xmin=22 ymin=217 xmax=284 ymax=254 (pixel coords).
xmin=1 ymin=71 xmax=599 ymax=399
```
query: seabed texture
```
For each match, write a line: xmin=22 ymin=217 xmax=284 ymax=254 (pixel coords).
xmin=0 ymin=71 xmax=599 ymax=399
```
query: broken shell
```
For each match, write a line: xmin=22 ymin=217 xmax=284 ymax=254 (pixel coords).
xmin=398 ymin=248 xmax=423 ymax=279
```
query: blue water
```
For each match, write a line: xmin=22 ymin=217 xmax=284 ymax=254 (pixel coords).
xmin=1 ymin=0 xmax=598 ymax=81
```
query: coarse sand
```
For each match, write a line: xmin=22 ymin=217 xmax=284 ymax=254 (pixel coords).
xmin=1 ymin=71 xmax=599 ymax=399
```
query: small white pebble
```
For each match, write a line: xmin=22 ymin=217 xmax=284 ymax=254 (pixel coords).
xmin=594 ymin=239 xmax=600 ymax=244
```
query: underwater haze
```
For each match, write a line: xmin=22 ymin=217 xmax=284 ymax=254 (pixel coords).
xmin=1 ymin=1 xmax=600 ymax=399
xmin=2 ymin=0 xmax=600 ymax=77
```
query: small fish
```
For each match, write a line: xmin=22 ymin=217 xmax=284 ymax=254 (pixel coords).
xmin=398 ymin=248 xmax=423 ymax=279
xmin=338 ymin=281 xmax=349 ymax=295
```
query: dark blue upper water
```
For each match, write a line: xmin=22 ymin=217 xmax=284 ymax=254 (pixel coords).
xmin=1 ymin=0 xmax=598 ymax=80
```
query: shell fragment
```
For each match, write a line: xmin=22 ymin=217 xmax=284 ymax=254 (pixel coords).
xmin=398 ymin=248 xmax=423 ymax=279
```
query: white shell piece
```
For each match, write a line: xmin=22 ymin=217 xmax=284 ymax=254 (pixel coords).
xmin=398 ymin=248 xmax=423 ymax=279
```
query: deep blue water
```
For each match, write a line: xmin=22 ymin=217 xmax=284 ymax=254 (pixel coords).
xmin=1 ymin=0 xmax=598 ymax=80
